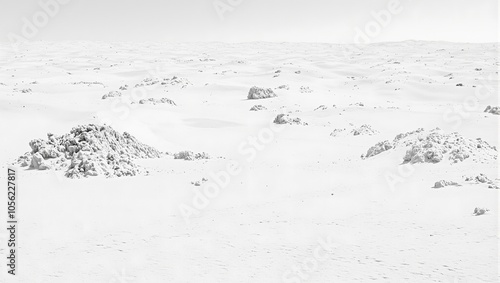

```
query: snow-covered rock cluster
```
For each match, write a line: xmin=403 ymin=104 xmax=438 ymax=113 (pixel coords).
xmin=248 ymin=86 xmax=277 ymax=100
xmin=135 ymin=76 xmax=192 ymax=89
xmin=273 ymin=114 xmax=308 ymax=125
xmin=136 ymin=97 xmax=177 ymax=106
xmin=174 ymin=151 xmax=210 ymax=161
xmin=15 ymin=124 xmax=162 ymax=178
xmin=484 ymin=105 xmax=500 ymax=115
xmin=330 ymin=124 xmax=378 ymax=137
xmin=250 ymin=105 xmax=267 ymax=111
xmin=363 ymin=128 xmax=497 ymax=164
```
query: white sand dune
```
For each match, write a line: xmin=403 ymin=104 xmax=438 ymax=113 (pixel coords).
xmin=0 ymin=41 xmax=498 ymax=282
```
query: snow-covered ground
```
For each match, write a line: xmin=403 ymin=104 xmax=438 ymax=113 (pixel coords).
xmin=0 ymin=41 xmax=498 ymax=282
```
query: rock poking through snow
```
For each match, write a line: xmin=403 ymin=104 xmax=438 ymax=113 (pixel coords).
xmin=191 ymin=177 xmax=208 ymax=187
xmin=433 ymin=180 xmax=460 ymax=188
xmin=248 ymin=86 xmax=277 ymax=100
xmin=135 ymin=76 xmax=191 ymax=89
xmin=14 ymin=124 xmax=162 ymax=178
xmin=137 ymin=97 xmax=177 ymax=106
xmin=351 ymin=124 xmax=379 ymax=136
xmin=273 ymin=114 xmax=308 ymax=125
xmin=331 ymin=124 xmax=378 ymax=137
xmin=464 ymin=174 xmax=499 ymax=189
xmin=363 ymin=141 xmax=393 ymax=159
xmin=473 ymin=207 xmax=489 ymax=216
xmin=250 ymin=105 xmax=267 ymax=111
xmin=330 ymin=128 xmax=347 ymax=137
xmin=484 ymin=106 xmax=500 ymax=115
xmin=174 ymin=151 xmax=210 ymax=161
xmin=464 ymin=173 xmax=492 ymax=183
xmin=300 ymin=86 xmax=313 ymax=93
xmin=102 ymin=91 xmax=122 ymax=99
xmin=363 ymin=128 xmax=497 ymax=164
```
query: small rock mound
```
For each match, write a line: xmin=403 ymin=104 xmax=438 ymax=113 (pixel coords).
xmin=20 ymin=88 xmax=32 ymax=93
xmin=15 ymin=124 xmax=162 ymax=178
xmin=314 ymin=105 xmax=328 ymax=111
xmin=350 ymin=102 xmax=365 ymax=107
xmin=161 ymin=76 xmax=192 ymax=88
xmin=484 ymin=106 xmax=500 ymax=115
xmin=473 ymin=207 xmax=489 ymax=216
xmin=273 ymin=114 xmax=308 ymax=126
xmin=329 ymin=128 xmax=346 ymax=137
xmin=463 ymin=173 xmax=498 ymax=188
xmin=363 ymin=141 xmax=393 ymax=158
xmin=174 ymin=151 xmax=210 ymax=161
xmin=330 ymin=124 xmax=378 ymax=137
xmin=351 ymin=124 xmax=378 ymax=136
xmin=250 ymin=105 xmax=267 ymax=111
xmin=248 ymin=87 xmax=277 ymax=100
xmin=433 ymin=180 xmax=460 ymax=188
xmin=135 ymin=76 xmax=191 ymax=89
xmin=363 ymin=128 xmax=497 ymax=164
xmin=191 ymin=177 xmax=208 ymax=186
xmin=102 ymin=91 xmax=122 ymax=99
xmin=464 ymin=173 xmax=492 ymax=184
xmin=137 ymin=97 xmax=176 ymax=106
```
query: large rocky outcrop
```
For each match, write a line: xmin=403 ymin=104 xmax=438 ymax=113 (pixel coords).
xmin=15 ymin=124 xmax=162 ymax=178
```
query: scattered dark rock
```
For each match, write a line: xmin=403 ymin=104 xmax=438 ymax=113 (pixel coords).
xmin=102 ymin=91 xmax=122 ymax=99
xmin=137 ymin=97 xmax=176 ymax=106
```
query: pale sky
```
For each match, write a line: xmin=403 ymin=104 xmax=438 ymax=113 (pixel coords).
xmin=1 ymin=0 xmax=498 ymax=43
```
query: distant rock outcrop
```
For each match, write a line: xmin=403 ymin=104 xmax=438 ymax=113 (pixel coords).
xmin=331 ymin=124 xmax=378 ymax=137
xmin=351 ymin=124 xmax=378 ymax=136
xmin=273 ymin=114 xmax=308 ymax=125
xmin=250 ymin=105 xmax=267 ymax=111
xmin=174 ymin=151 xmax=210 ymax=161
xmin=135 ymin=76 xmax=192 ymax=89
xmin=363 ymin=141 xmax=393 ymax=158
xmin=248 ymin=86 xmax=277 ymax=100
xmin=362 ymin=128 xmax=497 ymax=164
xmin=300 ymin=86 xmax=313 ymax=93
xmin=15 ymin=124 xmax=162 ymax=178
xmin=102 ymin=91 xmax=122 ymax=99
xmin=433 ymin=180 xmax=460 ymax=188
xmin=473 ymin=207 xmax=489 ymax=216
xmin=314 ymin=105 xmax=328 ymax=111
xmin=137 ymin=97 xmax=177 ymax=106
xmin=484 ymin=106 xmax=500 ymax=115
